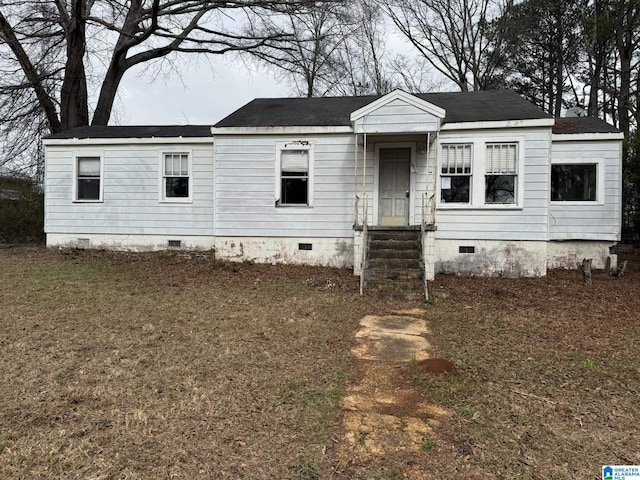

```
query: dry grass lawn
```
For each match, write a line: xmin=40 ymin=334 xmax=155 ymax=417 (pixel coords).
xmin=1 ymin=247 xmax=639 ymax=479
xmin=0 ymin=248 xmax=396 ymax=479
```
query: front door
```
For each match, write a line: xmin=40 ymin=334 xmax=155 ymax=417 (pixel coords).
xmin=378 ymin=148 xmax=410 ymax=226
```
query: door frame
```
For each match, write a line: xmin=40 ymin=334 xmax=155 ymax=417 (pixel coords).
xmin=373 ymin=142 xmax=417 ymax=226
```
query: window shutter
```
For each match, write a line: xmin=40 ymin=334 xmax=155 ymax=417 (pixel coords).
xmin=281 ymin=150 xmax=309 ymax=172
xmin=78 ymin=157 xmax=100 ymax=176
xmin=486 ymin=144 xmax=517 ymax=174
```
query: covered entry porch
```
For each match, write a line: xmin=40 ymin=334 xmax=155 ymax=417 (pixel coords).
xmin=348 ymin=90 xmax=445 ymax=298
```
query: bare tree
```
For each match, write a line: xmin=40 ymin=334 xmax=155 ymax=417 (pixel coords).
xmin=380 ymin=0 xmax=508 ymax=92
xmin=329 ymin=0 xmax=397 ymax=96
xmin=247 ymin=1 xmax=354 ymax=97
xmin=0 ymin=0 xmax=327 ymax=171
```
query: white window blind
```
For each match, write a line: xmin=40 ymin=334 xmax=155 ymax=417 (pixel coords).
xmin=78 ymin=157 xmax=100 ymax=176
xmin=441 ymin=144 xmax=472 ymax=174
xmin=486 ymin=144 xmax=517 ymax=174
xmin=281 ymin=150 xmax=309 ymax=173
xmin=164 ymin=153 xmax=189 ymax=176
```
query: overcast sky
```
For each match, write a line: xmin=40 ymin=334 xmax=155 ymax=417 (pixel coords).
xmin=114 ymin=56 xmax=289 ymax=127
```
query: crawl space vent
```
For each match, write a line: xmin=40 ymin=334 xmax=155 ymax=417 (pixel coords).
xmin=168 ymin=240 xmax=182 ymax=248
xmin=459 ymin=246 xmax=475 ymax=254
xmin=298 ymin=243 xmax=313 ymax=251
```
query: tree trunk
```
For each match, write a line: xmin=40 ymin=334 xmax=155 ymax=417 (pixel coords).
xmin=59 ymin=0 xmax=89 ymax=131
xmin=92 ymin=59 xmax=126 ymax=126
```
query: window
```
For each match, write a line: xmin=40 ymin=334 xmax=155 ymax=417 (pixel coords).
xmin=440 ymin=144 xmax=472 ymax=203
xmin=76 ymin=156 xmax=101 ymax=201
xmin=277 ymin=145 xmax=312 ymax=206
xmin=162 ymin=153 xmax=190 ymax=201
xmin=551 ymin=164 xmax=597 ymax=201
xmin=485 ymin=143 xmax=517 ymax=204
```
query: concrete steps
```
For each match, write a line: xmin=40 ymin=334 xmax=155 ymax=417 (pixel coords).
xmin=364 ymin=228 xmax=425 ymax=301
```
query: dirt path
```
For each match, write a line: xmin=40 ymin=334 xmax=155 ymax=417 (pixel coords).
xmin=326 ymin=308 xmax=489 ymax=479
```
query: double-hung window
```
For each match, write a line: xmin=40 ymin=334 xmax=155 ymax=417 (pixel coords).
xmin=162 ymin=152 xmax=191 ymax=201
xmin=277 ymin=144 xmax=312 ymax=206
xmin=485 ymin=143 xmax=517 ymax=204
xmin=76 ymin=156 xmax=102 ymax=201
xmin=440 ymin=144 xmax=472 ymax=203
xmin=551 ymin=164 xmax=597 ymax=201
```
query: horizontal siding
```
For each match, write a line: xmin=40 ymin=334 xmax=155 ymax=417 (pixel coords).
xmin=214 ymin=134 xmax=357 ymax=238
xmin=549 ymin=139 xmax=621 ymax=240
xmin=45 ymin=142 xmax=214 ymax=236
xmin=435 ymin=128 xmax=551 ymax=241
xmin=355 ymin=98 xmax=440 ymax=133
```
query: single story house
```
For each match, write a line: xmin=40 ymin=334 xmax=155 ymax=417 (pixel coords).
xmin=43 ymin=89 xmax=623 ymax=290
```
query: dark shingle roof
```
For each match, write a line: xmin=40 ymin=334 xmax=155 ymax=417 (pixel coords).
xmin=46 ymin=125 xmax=212 ymax=140
xmin=44 ymin=93 xmax=620 ymax=139
xmin=214 ymin=90 xmax=552 ymax=128
xmin=553 ymin=116 xmax=620 ymax=134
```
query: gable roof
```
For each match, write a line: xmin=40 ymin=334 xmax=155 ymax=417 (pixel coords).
xmin=553 ymin=116 xmax=621 ymax=134
xmin=214 ymin=90 xmax=552 ymax=128
xmin=46 ymin=125 xmax=212 ymax=140
xmin=350 ymin=90 xmax=446 ymax=122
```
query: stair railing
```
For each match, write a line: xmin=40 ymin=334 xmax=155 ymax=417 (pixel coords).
xmin=359 ymin=193 xmax=368 ymax=296
xmin=420 ymin=193 xmax=436 ymax=302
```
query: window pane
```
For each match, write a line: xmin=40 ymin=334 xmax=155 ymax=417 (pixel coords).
xmin=441 ymin=176 xmax=470 ymax=203
xmin=180 ymin=155 xmax=188 ymax=175
xmin=172 ymin=156 xmax=181 ymax=176
xmin=165 ymin=177 xmax=189 ymax=198
xmin=78 ymin=178 xmax=100 ymax=200
xmin=551 ymin=164 xmax=596 ymax=201
xmin=281 ymin=177 xmax=308 ymax=204
xmin=165 ymin=156 xmax=173 ymax=175
xmin=485 ymin=175 xmax=515 ymax=203
xmin=78 ymin=157 xmax=100 ymax=176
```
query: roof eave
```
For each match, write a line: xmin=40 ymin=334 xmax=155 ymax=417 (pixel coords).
xmin=211 ymin=125 xmax=354 ymax=135
xmin=43 ymin=136 xmax=214 ymax=146
xmin=441 ymin=118 xmax=556 ymax=131
xmin=552 ymin=132 xmax=625 ymax=141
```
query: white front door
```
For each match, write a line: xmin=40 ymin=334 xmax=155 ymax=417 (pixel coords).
xmin=378 ymin=148 xmax=411 ymax=226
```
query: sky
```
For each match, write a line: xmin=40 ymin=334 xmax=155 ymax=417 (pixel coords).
xmin=114 ymin=56 xmax=290 ymax=127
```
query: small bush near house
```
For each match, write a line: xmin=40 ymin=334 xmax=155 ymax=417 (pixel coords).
xmin=0 ymin=179 xmax=44 ymax=244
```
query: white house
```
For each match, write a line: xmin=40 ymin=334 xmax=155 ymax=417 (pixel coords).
xmin=43 ymin=90 xmax=623 ymax=294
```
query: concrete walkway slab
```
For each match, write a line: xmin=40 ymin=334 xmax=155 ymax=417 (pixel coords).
xmin=351 ymin=314 xmax=431 ymax=362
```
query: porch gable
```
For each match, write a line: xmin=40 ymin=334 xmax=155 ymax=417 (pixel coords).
xmin=350 ymin=90 xmax=445 ymax=134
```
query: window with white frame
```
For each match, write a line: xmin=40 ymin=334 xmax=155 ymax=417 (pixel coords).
xmin=162 ymin=152 xmax=190 ymax=200
xmin=278 ymin=145 xmax=311 ymax=206
xmin=551 ymin=164 xmax=597 ymax=201
xmin=76 ymin=156 xmax=101 ymax=201
xmin=485 ymin=143 xmax=517 ymax=204
xmin=440 ymin=144 xmax=472 ymax=203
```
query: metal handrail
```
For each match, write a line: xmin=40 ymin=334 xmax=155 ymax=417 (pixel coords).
xmin=359 ymin=193 xmax=368 ymax=296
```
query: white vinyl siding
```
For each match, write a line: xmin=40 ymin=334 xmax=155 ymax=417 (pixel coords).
xmin=45 ymin=142 xmax=214 ymax=236
xmin=549 ymin=139 xmax=621 ymax=240
xmin=353 ymin=98 xmax=441 ymax=134
xmin=434 ymin=129 xmax=548 ymax=241
xmin=214 ymin=135 xmax=355 ymax=238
